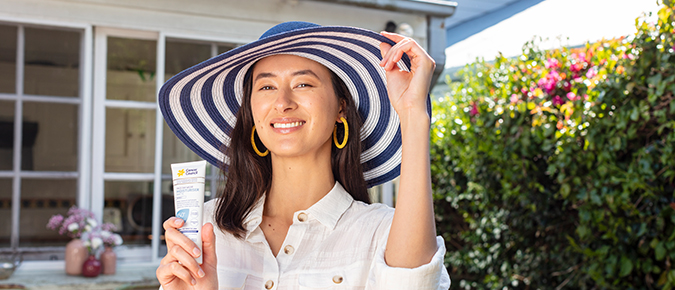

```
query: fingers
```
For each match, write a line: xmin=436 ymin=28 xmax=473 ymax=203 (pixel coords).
xmin=157 ymin=260 xmax=197 ymax=287
xmin=163 ymin=217 xmax=202 ymax=263
xmin=378 ymin=31 xmax=435 ymax=72
xmin=201 ymin=223 xmax=217 ymax=269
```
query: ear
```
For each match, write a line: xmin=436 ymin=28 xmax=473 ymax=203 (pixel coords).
xmin=336 ymin=99 xmax=346 ymax=122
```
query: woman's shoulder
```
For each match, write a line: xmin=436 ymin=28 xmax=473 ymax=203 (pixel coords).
xmin=344 ymin=200 xmax=395 ymax=226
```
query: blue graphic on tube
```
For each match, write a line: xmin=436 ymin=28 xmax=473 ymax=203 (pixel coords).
xmin=176 ymin=209 xmax=190 ymax=221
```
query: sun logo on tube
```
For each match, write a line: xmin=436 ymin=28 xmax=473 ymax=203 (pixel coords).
xmin=177 ymin=169 xmax=185 ymax=177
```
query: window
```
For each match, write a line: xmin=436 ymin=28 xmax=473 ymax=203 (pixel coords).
xmin=0 ymin=24 xmax=83 ymax=255
xmin=92 ymin=29 xmax=237 ymax=261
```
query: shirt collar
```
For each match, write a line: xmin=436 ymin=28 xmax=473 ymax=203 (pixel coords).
xmin=241 ymin=182 xmax=354 ymax=240
xmin=305 ymin=182 xmax=354 ymax=230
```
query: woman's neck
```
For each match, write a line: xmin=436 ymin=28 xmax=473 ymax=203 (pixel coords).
xmin=264 ymin=148 xmax=335 ymax=220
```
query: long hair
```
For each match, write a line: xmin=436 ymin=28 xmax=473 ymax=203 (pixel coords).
xmin=215 ymin=65 xmax=370 ymax=238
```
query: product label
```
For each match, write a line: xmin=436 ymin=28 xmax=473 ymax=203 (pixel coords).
xmin=171 ymin=160 xmax=206 ymax=264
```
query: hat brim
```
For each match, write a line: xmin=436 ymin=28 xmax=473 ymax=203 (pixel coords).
xmin=158 ymin=25 xmax=431 ymax=188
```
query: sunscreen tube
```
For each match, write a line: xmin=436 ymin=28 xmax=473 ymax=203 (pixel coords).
xmin=171 ymin=160 xmax=206 ymax=264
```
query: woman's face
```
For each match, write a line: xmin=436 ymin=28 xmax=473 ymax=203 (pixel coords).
xmin=250 ymin=54 xmax=342 ymax=159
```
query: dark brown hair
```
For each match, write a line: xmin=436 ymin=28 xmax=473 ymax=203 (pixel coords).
xmin=215 ymin=65 xmax=370 ymax=238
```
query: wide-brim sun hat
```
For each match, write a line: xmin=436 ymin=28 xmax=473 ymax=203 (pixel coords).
xmin=158 ymin=21 xmax=431 ymax=187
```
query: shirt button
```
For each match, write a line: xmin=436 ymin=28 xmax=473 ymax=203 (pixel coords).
xmin=283 ymin=245 xmax=295 ymax=255
xmin=264 ymin=280 xmax=274 ymax=289
xmin=332 ymin=275 xmax=343 ymax=284
xmin=297 ymin=212 xmax=308 ymax=222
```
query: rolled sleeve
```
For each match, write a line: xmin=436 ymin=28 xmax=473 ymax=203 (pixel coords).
xmin=368 ymin=236 xmax=451 ymax=290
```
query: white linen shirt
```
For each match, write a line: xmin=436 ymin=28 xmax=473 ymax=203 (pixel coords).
xmin=202 ymin=182 xmax=451 ymax=290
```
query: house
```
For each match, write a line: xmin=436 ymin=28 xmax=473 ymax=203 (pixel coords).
xmin=0 ymin=0 xmax=466 ymax=287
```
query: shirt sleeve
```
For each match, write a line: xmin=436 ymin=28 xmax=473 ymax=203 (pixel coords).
xmin=367 ymin=236 xmax=451 ymax=290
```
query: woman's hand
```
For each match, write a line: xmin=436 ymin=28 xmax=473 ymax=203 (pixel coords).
xmin=379 ymin=31 xmax=436 ymax=119
xmin=157 ymin=217 xmax=218 ymax=289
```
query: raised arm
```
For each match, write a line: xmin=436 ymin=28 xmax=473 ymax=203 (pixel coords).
xmin=379 ymin=32 xmax=437 ymax=268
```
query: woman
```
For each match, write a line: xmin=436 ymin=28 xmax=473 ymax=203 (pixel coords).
xmin=156 ymin=21 xmax=450 ymax=289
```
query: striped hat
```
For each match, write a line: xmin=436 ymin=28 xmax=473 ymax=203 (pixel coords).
xmin=158 ymin=21 xmax=431 ymax=187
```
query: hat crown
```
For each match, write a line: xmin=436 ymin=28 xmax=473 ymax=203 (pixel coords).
xmin=259 ymin=21 xmax=321 ymax=39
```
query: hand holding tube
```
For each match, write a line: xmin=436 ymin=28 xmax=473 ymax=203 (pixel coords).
xmin=157 ymin=217 xmax=218 ymax=289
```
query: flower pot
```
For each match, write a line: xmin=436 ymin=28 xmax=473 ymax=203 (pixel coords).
xmin=100 ymin=246 xmax=117 ymax=275
xmin=64 ymin=239 xmax=87 ymax=275
xmin=82 ymin=255 xmax=101 ymax=278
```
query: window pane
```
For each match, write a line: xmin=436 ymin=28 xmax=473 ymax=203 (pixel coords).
xmin=0 ymin=178 xmax=11 ymax=248
xmin=22 ymin=102 xmax=78 ymax=171
xmin=161 ymin=112 xmax=200 ymax=175
xmin=0 ymin=25 xmax=16 ymax=94
xmin=165 ymin=40 xmax=211 ymax=76
xmin=24 ymin=27 xmax=80 ymax=97
xmin=107 ymin=37 xmax=156 ymax=102
xmin=0 ymin=101 xmax=15 ymax=171
xmin=19 ymin=178 xmax=77 ymax=247
xmin=218 ymin=44 xmax=236 ymax=55
xmin=105 ymin=108 xmax=156 ymax=173
xmin=104 ymin=180 xmax=160 ymax=245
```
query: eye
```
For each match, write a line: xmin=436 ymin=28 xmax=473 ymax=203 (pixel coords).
xmin=259 ymin=85 xmax=275 ymax=91
xmin=296 ymin=83 xmax=312 ymax=88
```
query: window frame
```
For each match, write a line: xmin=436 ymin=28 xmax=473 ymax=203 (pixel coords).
xmin=0 ymin=19 xmax=93 ymax=252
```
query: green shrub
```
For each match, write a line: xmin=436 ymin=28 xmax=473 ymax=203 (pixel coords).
xmin=432 ymin=1 xmax=675 ymax=289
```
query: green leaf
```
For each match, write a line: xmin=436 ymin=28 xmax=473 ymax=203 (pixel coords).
xmin=656 ymin=241 xmax=667 ymax=261
xmin=631 ymin=107 xmax=640 ymax=121
xmin=619 ymin=256 xmax=633 ymax=277
xmin=561 ymin=183 xmax=571 ymax=198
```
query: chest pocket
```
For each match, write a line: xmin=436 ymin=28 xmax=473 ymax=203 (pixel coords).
xmin=298 ymin=266 xmax=366 ymax=290
xmin=218 ymin=271 xmax=248 ymax=290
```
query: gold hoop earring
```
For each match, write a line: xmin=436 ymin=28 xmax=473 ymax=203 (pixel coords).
xmin=333 ymin=117 xmax=348 ymax=149
xmin=251 ymin=126 xmax=269 ymax=157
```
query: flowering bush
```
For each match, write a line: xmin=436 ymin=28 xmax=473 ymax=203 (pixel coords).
xmin=432 ymin=1 xmax=675 ymax=289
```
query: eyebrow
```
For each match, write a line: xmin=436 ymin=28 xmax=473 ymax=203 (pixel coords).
xmin=253 ymin=69 xmax=320 ymax=82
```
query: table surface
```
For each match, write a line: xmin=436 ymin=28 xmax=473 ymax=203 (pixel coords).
xmin=0 ymin=261 xmax=160 ymax=290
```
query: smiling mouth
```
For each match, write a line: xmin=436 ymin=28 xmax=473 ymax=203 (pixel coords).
xmin=272 ymin=121 xmax=305 ymax=129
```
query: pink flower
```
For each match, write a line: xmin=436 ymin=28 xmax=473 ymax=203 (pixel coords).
xmin=545 ymin=58 xmax=560 ymax=69
xmin=570 ymin=62 xmax=583 ymax=73
xmin=510 ymin=94 xmax=520 ymax=104
xmin=552 ymin=95 xmax=564 ymax=106
xmin=538 ymin=71 xmax=560 ymax=94
xmin=586 ymin=67 xmax=598 ymax=79
xmin=101 ymin=222 xmax=117 ymax=232
xmin=47 ymin=215 xmax=64 ymax=230
xmin=470 ymin=102 xmax=479 ymax=116
xmin=567 ymin=92 xmax=579 ymax=101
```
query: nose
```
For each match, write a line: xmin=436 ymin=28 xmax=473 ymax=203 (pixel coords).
xmin=274 ymin=87 xmax=297 ymax=113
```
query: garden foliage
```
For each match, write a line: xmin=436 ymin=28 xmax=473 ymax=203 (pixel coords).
xmin=432 ymin=1 xmax=675 ymax=288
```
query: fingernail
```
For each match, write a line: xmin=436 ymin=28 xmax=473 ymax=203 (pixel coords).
xmin=198 ymin=267 xmax=205 ymax=278
xmin=193 ymin=247 xmax=201 ymax=257
xmin=174 ymin=218 xmax=182 ymax=226
xmin=191 ymin=278 xmax=197 ymax=285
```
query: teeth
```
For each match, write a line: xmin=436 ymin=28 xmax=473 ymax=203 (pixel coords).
xmin=273 ymin=121 xmax=304 ymax=129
